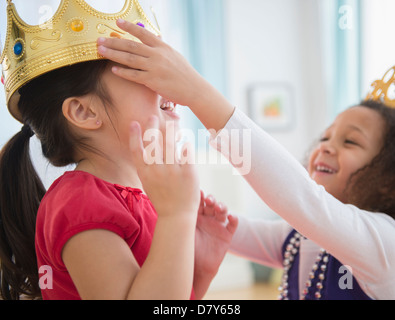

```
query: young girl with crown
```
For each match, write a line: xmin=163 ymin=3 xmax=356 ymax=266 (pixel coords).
xmin=0 ymin=0 xmax=238 ymax=300
xmin=98 ymin=19 xmax=395 ymax=300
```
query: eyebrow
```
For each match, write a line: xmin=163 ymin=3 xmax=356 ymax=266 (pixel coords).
xmin=323 ymin=125 xmax=368 ymax=139
xmin=347 ymin=125 xmax=368 ymax=139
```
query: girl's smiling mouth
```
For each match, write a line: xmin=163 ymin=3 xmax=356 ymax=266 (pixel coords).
xmin=160 ymin=97 xmax=180 ymax=120
xmin=160 ymin=97 xmax=177 ymax=113
xmin=314 ymin=163 xmax=338 ymax=175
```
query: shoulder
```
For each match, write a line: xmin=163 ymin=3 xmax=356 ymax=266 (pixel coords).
xmin=43 ymin=171 xmax=125 ymax=207
xmin=36 ymin=171 xmax=145 ymax=268
xmin=39 ymin=171 xmax=139 ymax=226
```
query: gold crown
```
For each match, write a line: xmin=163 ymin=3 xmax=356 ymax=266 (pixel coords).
xmin=0 ymin=0 xmax=160 ymax=122
xmin=366 ymin=66 xmax=395 ymax=108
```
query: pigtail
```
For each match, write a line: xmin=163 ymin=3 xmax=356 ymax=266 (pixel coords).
xmin=0 ymin=127 xmax=45 ymax=300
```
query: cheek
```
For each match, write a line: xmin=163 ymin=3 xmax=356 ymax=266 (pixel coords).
xmin=307 ymin=148 xmax=319 ymax=174
xmin=337 ymin=154 xmax=367 ymax=186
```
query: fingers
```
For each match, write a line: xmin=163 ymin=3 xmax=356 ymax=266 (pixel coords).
xmin=96 ymin=20 xmax=158 ymax=76
xmin=198 ymin=191 xmax=205 ymax=216
xmin=202 ymin=194 xmax=228 ymax=223
xmin=97 ymin=19 xmax=165 ymax=84
xmin=203 ymin=195 xmax=215 ymax=217
xmin=97 ymin=45 xmax=150 ymax=71
xmin=130 ymin=116 xmax=195 ymax=168
xmin=179 ymin=141 xmax=195 ymax=166
xmin=111 ymin=65 xmax=148 ymax=85
xmin=142 ymin=116 xmax=164 ymax=165
xmin=130 ymin=115 xmax=166 ymax=168
xmin=116 ymin=19 xmax=161 ymax=47
xmin=214 ymin=203 xmax=228 ymax=223
xmin=199 ymin=193 xmax=238 ymax=234
xmin=97 ymin=36 xmax=152 ymax=58
xmin=129 ymin=121 xmax=145 ymax=168
xmin=226 ymin=215 xmax=239 ymax=235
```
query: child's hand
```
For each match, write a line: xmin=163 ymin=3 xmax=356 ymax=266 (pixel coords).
xmin=129 ymin=116 xmax=200 ymax=219
xmin=97 ymin=20 xmax=207 ymax=109
xmin=194 ymin=191 xmax=238 ymax=299
xmin=98 ymin=19 xmax=235 ymax=134
xmin=128 ymin=116 xmax=200 ymax=299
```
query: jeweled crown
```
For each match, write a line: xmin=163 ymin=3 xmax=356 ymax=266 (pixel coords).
xmin=0 ymin=0 xmax=160 ymax=122
xmin=366 ymin=66 xmax=395 ymax=108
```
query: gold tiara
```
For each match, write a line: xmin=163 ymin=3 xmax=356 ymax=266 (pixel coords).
xmin=0 ymin=0 xmax=160 ymax=122
xmin=365 ymin=66 xmax=395 ymax=108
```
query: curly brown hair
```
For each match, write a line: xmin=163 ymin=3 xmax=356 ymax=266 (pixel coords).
xmin=345 ymin=100 xmax=395 ymax=219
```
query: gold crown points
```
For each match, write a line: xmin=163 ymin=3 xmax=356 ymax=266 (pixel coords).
xmin=366 ymin=66 xmax=395 ymax=109
xmin=1 ymin=0 xmax=160 ymax=121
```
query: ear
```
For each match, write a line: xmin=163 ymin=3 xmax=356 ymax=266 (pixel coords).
xmin=62 ymin=96 xmax=102 ymax=130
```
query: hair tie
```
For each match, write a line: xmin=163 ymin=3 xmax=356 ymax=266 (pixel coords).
xmin=21 ymin=124 xmax=35 ymax=138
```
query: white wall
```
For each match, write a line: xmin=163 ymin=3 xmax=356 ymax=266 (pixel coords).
xmin=361 ymin=0 xmax=395 ymax=93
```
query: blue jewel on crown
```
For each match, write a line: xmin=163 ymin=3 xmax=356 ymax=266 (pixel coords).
xmin=13 ymin=41 xmax=23 ymax=56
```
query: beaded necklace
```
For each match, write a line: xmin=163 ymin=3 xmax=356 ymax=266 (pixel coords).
xmin=278 ymin=232 xmax=330 ymax=300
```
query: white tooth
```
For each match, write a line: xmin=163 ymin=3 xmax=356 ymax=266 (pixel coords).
xmin=316 ymin=165 xmax=334 ymax=173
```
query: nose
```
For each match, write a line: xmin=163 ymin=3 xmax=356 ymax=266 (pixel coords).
xmin=319 ymin=139 xmax=337 ymax=155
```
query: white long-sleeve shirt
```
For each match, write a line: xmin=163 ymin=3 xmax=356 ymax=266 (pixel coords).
xmin=210 ymin=108 xmax=395 ymax=300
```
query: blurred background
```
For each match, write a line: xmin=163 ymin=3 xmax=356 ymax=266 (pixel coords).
xmin=1 ymin=0 xmax=395 ymax=300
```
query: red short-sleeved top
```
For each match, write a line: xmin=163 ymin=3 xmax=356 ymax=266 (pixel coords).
xmin=35 ymin=171 xmax=158 ymax=300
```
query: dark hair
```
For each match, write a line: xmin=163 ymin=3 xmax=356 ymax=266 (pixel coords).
xmin=345 ymin=100 xmax=395 ymax=219
xmin=0 ymin=60 xmax=110 ymax=300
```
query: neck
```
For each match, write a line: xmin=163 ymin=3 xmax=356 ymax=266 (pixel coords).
xmin=75 ymin=155 xmax=143 ymax=190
